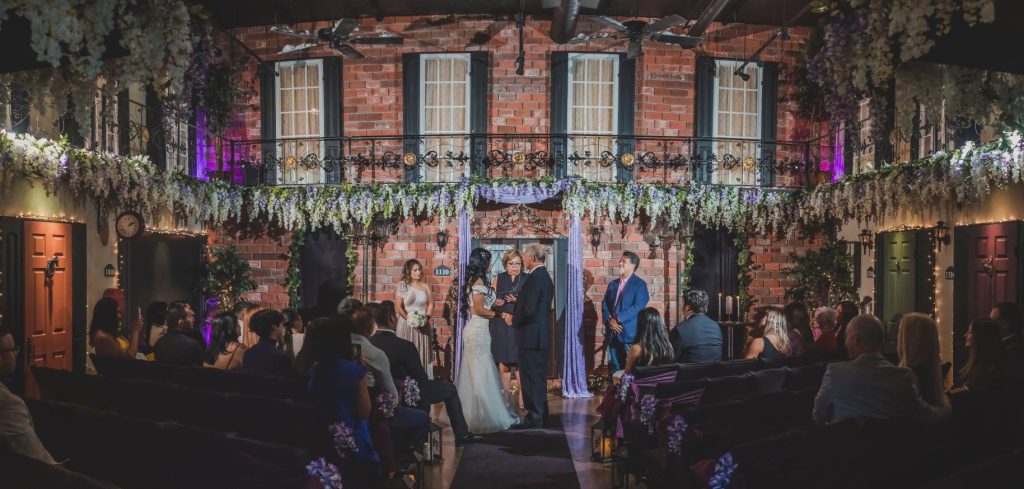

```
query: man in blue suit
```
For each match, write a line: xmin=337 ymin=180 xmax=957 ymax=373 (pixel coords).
xmin=669 ymin=290 xmax=723 ymax=363
xmin=601 ymin=251 xmax=650 ymax=371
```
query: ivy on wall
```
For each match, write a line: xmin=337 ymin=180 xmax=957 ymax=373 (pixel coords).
xmin=345 ymin=244 xmax=358 ymax=295
xmin=285 ymin=228 xmax=305 ymax=309
xmin=733 ymin=231 xmax=757 ymax=313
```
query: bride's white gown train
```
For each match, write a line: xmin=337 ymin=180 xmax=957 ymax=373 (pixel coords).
xmin=456 ymin=285 xmax=519 ymax=434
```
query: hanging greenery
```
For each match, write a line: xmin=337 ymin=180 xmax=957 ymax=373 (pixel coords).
xmin=0 ymin=1 xmax=214 ymax=140
xmin=803 ymin=0 xmax=996 ymax=143
xmin=285 ymin=228 xmax=306 ymax=309
xmin=781 ymin=233 xmax=857 ymax=308
xmin=4 ymin=129 xmax=1024 ymax=240
xmin=202 ymin=244 xmax=257 ymax=311
xmin=345 ymin=244 xmax=358 ymax=294
xmin=733 ymin=231 xmax=758 ymax=313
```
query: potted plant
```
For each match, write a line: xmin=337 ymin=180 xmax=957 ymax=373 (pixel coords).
xmin=202 ymin=244 xmax=257 ymax=311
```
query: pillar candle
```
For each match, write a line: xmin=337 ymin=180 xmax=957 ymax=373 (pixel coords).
xmin=725 ymin=296 xmax=733 ymax=317
xmin=718 ymin=292 xmax=723 ymax=319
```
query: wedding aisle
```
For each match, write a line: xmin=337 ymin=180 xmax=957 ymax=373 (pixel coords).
xmin=431 ymin=394 xmax=609 ymax=489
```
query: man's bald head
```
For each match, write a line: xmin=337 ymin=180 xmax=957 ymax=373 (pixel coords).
xmin=845 ymin=314 xmax=884 ymax=358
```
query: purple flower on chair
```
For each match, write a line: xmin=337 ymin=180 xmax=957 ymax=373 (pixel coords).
xmin=666 ymin=415 xmax=687 ymax=455
xmin=615 ymin=374 xmax=634 ymax=403
xmin=707 ymin=452 xmax=738 ymax=489
xmin=638 ymin=395 xmax=657 ymax=434
xmin=328 ymin=422 xmax=358 ymax=456
xmin=399 ymin=377 xmax=421 ymax=407
xmin=305 ymin=457 xmax=343 ymax=489
xmin=376 ymin=392 xmax=398 ymax=418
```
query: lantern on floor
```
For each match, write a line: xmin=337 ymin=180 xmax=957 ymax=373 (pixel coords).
xmin=424 ymin=421 xmax=444 ymax=465
xmin=591 ymin=420 xmax=616 ymax=462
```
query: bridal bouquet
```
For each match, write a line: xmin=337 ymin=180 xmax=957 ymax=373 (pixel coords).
xmin=408 ymin=310 xmax=430 ymax=335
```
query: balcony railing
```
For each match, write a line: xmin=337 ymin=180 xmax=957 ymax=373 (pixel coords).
xmin=222 ymin=133 xmax=836 ymax=188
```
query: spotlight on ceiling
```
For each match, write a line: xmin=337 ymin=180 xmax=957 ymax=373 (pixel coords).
xmin=734 ymin=69 xmax=751 ymax=81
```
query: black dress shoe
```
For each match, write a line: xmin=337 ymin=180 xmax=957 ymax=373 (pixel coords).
xmin=455 ymin=433 xmax=482 ymax=446
xmin=510 ymin=421 xmax=541 ymax=430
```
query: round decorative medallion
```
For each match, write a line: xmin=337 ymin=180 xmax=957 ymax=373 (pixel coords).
xmin=284 ymin=155 xmax=297 ymax=168
xmin=403 ymin=152 xmax=417 ymax=167
xmin=512 ymin=151 xmax=525 ymax=164
xmin=742 ymin=156 xmax=756 ymax=169
xmin=621 ymin=153 xmax=636 ymax=168
xmin=140 ymin=127 xmax=150 ymax=143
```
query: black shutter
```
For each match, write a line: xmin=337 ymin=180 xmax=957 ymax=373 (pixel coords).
xmin=145 ymin=88 xmax=167 ymax=172
xmin=323 ymin=57 xmax=343 ymax=184
xmin=470 ymin=52 xmax=489 ymax=178
xmin=760 ymin=61 xmax=778 ymax=186
xmin=694 ymin=56 xmax=715 ymax=184
xmin=253 ymin=62 xmax=278 ymax=186
xmin=10 ymin=86 xmax=29 ymax=134
xmin=402 ymin=53 xmax=421 ymax=183
xmin=616 ymin=54 xmax=636 ymax=183
xmin=551 ymin=52 xmax=569 ymax=179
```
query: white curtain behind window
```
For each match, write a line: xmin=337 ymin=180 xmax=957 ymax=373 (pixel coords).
xmin=568 ymin=54 xmax=617 ymax=182
xmin=421 ymin=54 xmax=470 ymax=182
xmin=713 ymin=60 xmax=761 ymax=186
xmin=277 ymin=60 xmax=323 ymax=184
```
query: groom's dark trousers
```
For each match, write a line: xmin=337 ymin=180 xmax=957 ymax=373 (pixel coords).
xmin=512 ymin=265 xmax=555 ymax=427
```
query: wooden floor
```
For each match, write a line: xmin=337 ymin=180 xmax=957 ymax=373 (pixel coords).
xmin=423 ymin=393 xmax=611 ymax=489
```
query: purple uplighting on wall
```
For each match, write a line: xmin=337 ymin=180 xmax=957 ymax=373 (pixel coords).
xmin=195 ymin=107 xmax=210 ymax=181
xmin=832 ymin=126 xmax=845 ymax=181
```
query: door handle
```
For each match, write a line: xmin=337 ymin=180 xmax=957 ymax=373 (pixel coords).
xmin=26 ymin=338 xmax=34 ymax=362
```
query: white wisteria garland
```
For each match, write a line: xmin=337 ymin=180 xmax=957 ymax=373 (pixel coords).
xmin=3 ymin=129 xmax=1024 ymax=237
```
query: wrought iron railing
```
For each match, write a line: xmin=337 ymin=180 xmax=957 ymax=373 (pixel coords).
xmin=222 ymin=133 xmax=836 ymax=188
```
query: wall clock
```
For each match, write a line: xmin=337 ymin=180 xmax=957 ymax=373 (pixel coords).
xmin=115 ymin=211 xmax=145 ymax=240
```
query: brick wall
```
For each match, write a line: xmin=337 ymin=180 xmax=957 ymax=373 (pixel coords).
xmin=207 ymin=229 xmax=293 ymax=311
xmin=217 ymin=16 xmax=825 ymax=183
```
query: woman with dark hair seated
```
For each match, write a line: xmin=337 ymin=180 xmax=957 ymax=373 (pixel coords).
xmin=953 ymin=319 xmax=1006 ymax=392
xmin=293 ymin=317 xmax=329 ymax=375
xmin=241 ymin=309 xmax=292 ymax=376
xmin=618 ymin=307 xmax=674 ymax=378
xmin=89 ymin=298 xmax=143 ymax=360
xmin=139 ymin=301 xmax=168 ymax=358
xmin=204 ymin=312 xmax=247 ymax=370
xmin=307 ymin=314 xmax=378 ymax=482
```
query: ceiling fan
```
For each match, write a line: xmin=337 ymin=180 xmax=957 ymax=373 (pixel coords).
xmin=569 ymin=15 xmax=701 ymax=59
xmin=271 ymin=18 xmax=403 ymax=59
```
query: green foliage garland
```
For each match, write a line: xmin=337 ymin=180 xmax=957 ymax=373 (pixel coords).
xmin=345 ymin=243 xmax=358 ymax=294
xmin=203 ymin=244 xmax=257 ymax=310
xmin=781 ymin=233 xmax=857 ymax=309
xmin=733 ymin=231 xmax=758 ymax=313
xmin=285 ymin=228 xmax=305 ymax=309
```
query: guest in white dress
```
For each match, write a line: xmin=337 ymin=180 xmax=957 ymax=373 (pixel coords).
xmin=456 ymin=248 xmax=519 ymax=434
xmin=395 ymin=259 xmax=435 ymax=379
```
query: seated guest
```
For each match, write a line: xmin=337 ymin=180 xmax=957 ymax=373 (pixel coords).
xmin=281 ymin=308 xmax=304 ymax=358
xmin=154 ymin=302 xmax=203 ymax=367
xmin=369 ymin=301 xmax=478 ymax=446
xmin=338 ymin=297 xmax=363 ymax=316
xmin=0 ymin=325 xmax=56 ymax=464
xmin=294 ymin=317 xmax=329 ymax=376
xmin=89 ymin=298 xmax=143 ymax=360
xmin=811 ymin=306 xmax=838 ymax=353
xmin=897 ymin=313 xmax=951 ymax=415
xmin=307 ymin=315 xmax=379 ymax=480
xmin=813 ymin=315 xmax=941 ymax=424
xmin=169 ymin=300 xmax=205 ymax=349
xmin=204 ymin=311 xmax=247 ymax=370
xmin=237 ymin=302 xmax=264 ymax=347
xmin=242 ymin=309 xmax=292 ymax=377
xmin=834 ymin=300 xmax=859 ymax=358
xmin=783 ymin=302 xmax=811 ymax=357
xmin=669 ymin=290 xmax=722 ymax=363
xmin=140 ymin=301 xmax=167 ymax=357
xmin=622 ymin=307 xmax=674 ymax=375
xmin=954 ymin=319 xmax=1006 ymax=392
xmin=350 ymin=307 xmax=428 ymax=455
xmin=745 ymin=307 xmax=790 ymax=361
xmin=990 ymin=302 xmax=1024 ymax=377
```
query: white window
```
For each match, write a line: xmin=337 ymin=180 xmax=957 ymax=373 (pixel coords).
xmin=853 ymin=98 xmax=875 ymax=174
xmin=420 ymin=53 xmax=471 ymax=182
xmin=712 ymin=59 xmax=761 ymax=185
xmin=567 ymin=53 xmax=618 ymax=182
xmin=276 ymin=59 xmax=324 ymax=184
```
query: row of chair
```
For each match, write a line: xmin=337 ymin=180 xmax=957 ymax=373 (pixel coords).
xmin=33 ymin=366 xmax=333 ymax=453
xmin=90 ymin=355 xmax=310 ymax=401
xmin=27 ymin=398 xmax=311 ymax=489
xmin=1 ymin=448 xmax=121 ymax=489
xmin=632 ymin=353 xmax=836 ymax=386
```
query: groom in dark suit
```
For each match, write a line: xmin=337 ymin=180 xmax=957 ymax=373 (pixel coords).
xmin=511 ymin=243 xmax=554 ymax=429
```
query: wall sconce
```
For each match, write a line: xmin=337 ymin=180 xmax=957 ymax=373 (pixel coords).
xmin=104 ymin=264 xmax=116 ymax=277
xmin=866 ymin=266 xmax=875 ymax=278
xmin=858 ymin=229 xmax=874 ymax=254
xmin=935 ymin=221 xmax=951 ymax=251
xmin=590 ymin=226 xmax=602 ymax=248
xmin=436 ymin=230 xmax=449 ymax=251
xmin=642 ymin=231 xmax=662 ymax=258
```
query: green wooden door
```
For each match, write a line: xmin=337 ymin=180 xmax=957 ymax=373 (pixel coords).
xmin=878 ymin=231 xmax=918 ymax=334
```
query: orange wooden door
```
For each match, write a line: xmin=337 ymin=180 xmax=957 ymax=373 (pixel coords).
xmin=24 ymin=221 xmax=73 ymax=397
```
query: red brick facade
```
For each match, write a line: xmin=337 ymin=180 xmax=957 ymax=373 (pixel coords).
xmin=209 ymin=16 xmax=827 ymax=357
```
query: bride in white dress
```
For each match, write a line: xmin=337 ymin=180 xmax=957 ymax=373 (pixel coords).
xmin=456 ymin=248 xmax=519 ymax=434
xmin=396 ymin=259 xmax=434 ymax=379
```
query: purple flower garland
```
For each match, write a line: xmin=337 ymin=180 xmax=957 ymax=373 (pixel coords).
xmin=638 ymin=395 xmax=657 ymax=434
xmin=328 ymin=422 xmax=358 ymax=457
xmin=376 ymin=393 xmax=398 ymax=419
xmin=305 ymin=458 xmax=343 ymax=489
xmin=707 ymin=452 xmax=738 ymax=489
xmin=399 ymin=377 xmax=421 ymax=407
xmin=615 ymin=374 xmax=635 ymax=403
xmin=666 ymin=415 xmax=687 ymax=455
